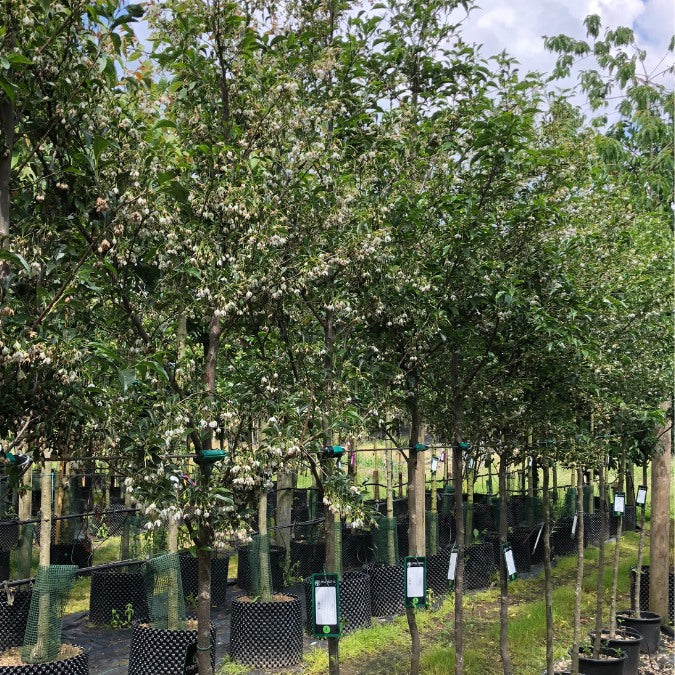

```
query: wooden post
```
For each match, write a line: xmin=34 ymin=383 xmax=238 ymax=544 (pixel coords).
xmin=649 ymin=408 xmax=672 ymax=623
xmin=275 ymin=471 xmax=293 ymax=552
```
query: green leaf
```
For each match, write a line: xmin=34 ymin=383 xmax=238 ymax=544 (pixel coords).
xmin=0 ymin=249 xmax=30 ymax=273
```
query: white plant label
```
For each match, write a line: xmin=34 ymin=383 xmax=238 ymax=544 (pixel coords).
xmin=613 ymin=493 xmax=625 ymax=515
xmin=636 ymin=486 xmax=647 ymax=506
xmin=504 ymin=547 xmax=517 ymax=577
xmin=315 ymin=586 xmax=338 ymax=626
xmin=407 ymin=566 xmax=424 ymax=598
xmin=431 ymin=456 xmax=439 ymax=474
xmin=571 ymin=514 xmax=578 ymax=537
xmin=533 ymin=523 xmax=544 ymax=553
xmin=448 ymin=549 xmax=458 ymax=581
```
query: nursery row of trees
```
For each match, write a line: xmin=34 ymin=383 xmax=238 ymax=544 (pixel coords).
xmin=0 ymin=1 xmax=672 ymax=674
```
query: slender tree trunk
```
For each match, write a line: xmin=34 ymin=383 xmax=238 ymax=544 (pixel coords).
xmin=452 ymin=352 xmax=465 ymax=675
xmin=593 ymin=456 xmax=606 ymax=658
xmin=649 ymin=407 xmax=671 ymax=623
xmin=552 ymin=462 xmax=558 ymax=502
xmin=167 ymin=515 xmax=181 ymax=630
xmin=386 ymin=438 xmax=396 ymax=566
xmin=275 ymin=471 xmax=293 ymax=552
xmin=498 ymin=451 xmax=513 ymax=674
xmin=609 ymin=444 xmax=625 ymax=637
xmin=0 ymin=96 xmax=14 ymax=267
xmin=406 ymin=394 xmax=423 ymax=675
xmin=196 ymin=310 xmax=220 ymax=675
xmin=34 ymin=462 xmax=52 ymax=661
xmin=373 ymin=448 xmax=380 ymax=502
xmin=120 ymin=486 xmax=132 ymax=560
xmin=465 ymin=463 xmax=475 ymax=546
xmin=258 ymin=488 xmax=271 ymax=601
xmin=634 ymin=462 xmax=648 ymax=618
xmin=527 ymin=430 xmax=534 ymax=528
xmin=17 ymin=463 xmax=33 ymax=579
xmin=571 ymin=466 xmax=585 ymax=675
xmin=542 ymin=459 xmax=554 ymax=674
xmin=325 ymin=509 xmax=340 ymax=675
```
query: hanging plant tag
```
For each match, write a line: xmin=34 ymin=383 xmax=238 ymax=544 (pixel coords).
xmin=440 ymin=451 xmax=446 ymax=463
xmin=532 ymin=522 xmax=544 ymax=553
xmin=404 ymin=556 xmax=426 ymax=607
xmin=571 ymin=514 xmax=578 ymax=537
xmin=431 ymin=456 xmax=439 ymax=474
xmin=311 ymin=573 xmax=340 ymax=638
xmin=503 ymin=545 xmax=517 ymax=581
xmin=613 ymin=492 xmax=625 ymax=516
xmin=636 ymin=485 xmax=647 ymax=506
xmin=447 ymin=546 xmax=458 ymax=586
xmin=467 ymin=456 xmax=475 ymax=470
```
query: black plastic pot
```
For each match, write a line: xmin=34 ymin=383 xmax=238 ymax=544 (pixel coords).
xmin=0 ymin=520 xmax=19 ymax=552
xmin=128 ymin=621 xmax=216 ymax=675
xmin=342 ymin=529 xmax=374 ymax=569
xmin=236 ymin=544 xmax=284 ymax=593
xmin=0 ymin=589 xmax=32 ymax=651
xmin=588 ymin=628 xmax=642 ymax=675
xmin=465 ymin=541 xmax=496 ymax=590
xmin=89 ymin=570 xmax=149 ymax=626
xmin=229 ymin=594 xmax=303 ymax=668
xmin=617 ymin=609 xmax=661 ymax=654
xmin=396 ymin=515 xmax=409 ymax=558
xmin=427 ymin=548 xmax=450 ymax=597
xmin=575 ymin=646 xmax=626 ymax=675
xmin=550 ymin=517 xmax=579 ymax=558
xmin=367 ymin=563 xmax=405 ymax=617
xmin=50 ymin=542 xmax=92 ymax=572
xmin=438 ymin=513 xmax=453 ymax=549
xmin=0 ymin=647 xmax=89 ymax=674
xmin=304 ymin=570 xmax=371 ymax=635
xmin=630 ymin=565 xmax=675 ymax=624
xmin=290 ymin=540 xmax=325 ymax=579
xmin=179 ymin=551 xmax=229 ymax=607
xmin=0 ymin=550 xmax=9 ymax=584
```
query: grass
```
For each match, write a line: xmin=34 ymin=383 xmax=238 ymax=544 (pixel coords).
xmin=295 ymin=531 xmax=659 ymax=675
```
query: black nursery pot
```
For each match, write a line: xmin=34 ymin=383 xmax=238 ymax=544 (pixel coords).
xmin=341 ymin=529 xmax=374 ymax=569
xmin=50 ymin=542 xmax=92 ymax=572
xmin=427 ymin=548 xmax=450 ymax=597
xmin=0 ymin=589 xmax=32 ymax=652
xmin=465 ymin=541 xmax=496 ymax=590
xmin=0 ymin=645 xmax=89 ymax=674
xmin=179 ymin=551 xmax=229 ymax=607
xmin=236 ymin=544 xmax=284 ymax=593
xmin=588 ymin=628 xmax=642 ymax=675
xmin=0 ymin=520 xmax=19 ymax=552
xmin=575 ymin=646 xmax=626 ymax=675
xmin=290 ymin=540 xmax=325 ymax=579
xmin=229 ymin=594 xmax=303 ymax=669
xmin=89 ymin=570 xmax=149 ymax=626
xmin=617 ymin=610 xmax=662 ymax=654
xmin=367 ymin=563 xmax=405 ymax=617
xmin=304 ymin=571 xmax=371 ymax=636
xmin=128 ymin=621 xmax=216 ymax=675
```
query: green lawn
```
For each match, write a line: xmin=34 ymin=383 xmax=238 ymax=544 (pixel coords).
xmin=298 ymin=531 xmax=654 ymax=675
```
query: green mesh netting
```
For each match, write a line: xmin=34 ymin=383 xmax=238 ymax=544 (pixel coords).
xmin=21 ymin=564 xmax=77 ymax=663
xmin=145 ymin=553 xmax=186 ymax=629
xmin=124 ymin=514 xmax=143 ymax=559
xmin=249 ymin=534 xmax=273 ymax=597
xmin=440 ymin=487 xmax=454 ymax=516
xmin=372 ymin=516 xmax=398 ymax=565
xmin=333 ymin=520 xmax=343 ymax=580
xmin=426 ymin=510 xmax=439 ymax=556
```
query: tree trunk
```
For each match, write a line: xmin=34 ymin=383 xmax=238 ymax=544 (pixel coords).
xmin=593 ymin=456 xmax=606 ymax=658
xmin=452 ymin=352 xmax=465 ymax=675
xmin=542 ymin=459 xmax=554 ymax=675
xmin=196 ymin=520 xmax=212 ymax=675
xmin=465 ymin=463 xmax=475 ymax=546
xmin=406 ymin=394 xmax=423 ymax=675
xmin=634 ymin=462 xmax=648 ymax=618
xmin=386 ymin=438 xmax=396 ymax=566
xmin=498 ymin=452 xmax=513 ymax=674
xmin=34 ymin=462 xmax=52 ymax=661
xmin=258 ymin=488 xmax=272 ymax=601
xmin=571 ymin=466 xmax=585 ymax=675
xmin=649 ymin=408 xmax=672 ymax=624
xmin=325 ymin=508 xmax=340 ymax=675
xmin=17 ymin=463 xmax=33 ymax=579
xmin=275 ymin=471 xmax=293 ymax=552
xmin=167 ymin=515 xmax=181 ymax=630
xmin=609 ymin=444 xmax=625 ymax=637
xmin=120 ymin=485 xmax=132 ymax=560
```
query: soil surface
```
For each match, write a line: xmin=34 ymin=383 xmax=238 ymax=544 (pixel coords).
xmin=0 ymin=643 xmax=82 ymax=667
